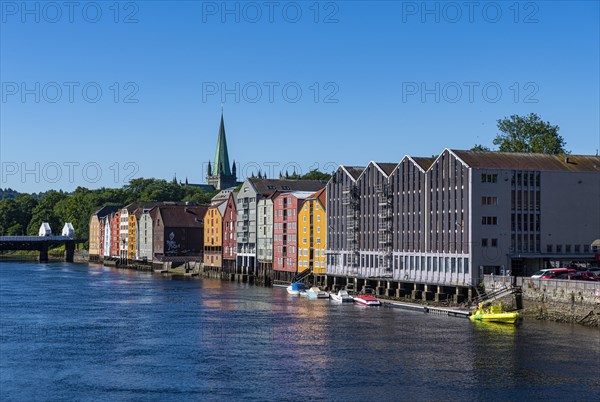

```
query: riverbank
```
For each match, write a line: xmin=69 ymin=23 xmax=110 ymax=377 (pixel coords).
xmin=484 ymin=276 xmax=600 ymax=328
xmin=74 ymin=257 xmax=600 ymax=328
xmin=1 ymin=250 xmax=89 ymax=263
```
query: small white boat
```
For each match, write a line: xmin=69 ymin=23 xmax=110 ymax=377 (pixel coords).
xmin=330 ymin=290 xmax=354 ymax=303
xmin=306 ymin=286 xmax=329 ymax=299
xmin=354 ymin=294 xmax=381 ymax=306
xmin=286 ymin=282 xmax=307 ymax=295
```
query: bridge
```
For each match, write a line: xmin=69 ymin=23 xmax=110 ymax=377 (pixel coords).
xmin=0 ymin=236 xmax=76 ymax=262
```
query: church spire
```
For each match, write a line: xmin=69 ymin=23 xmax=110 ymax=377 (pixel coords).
xmin=212 ymin=112 xmax=231 ymax=176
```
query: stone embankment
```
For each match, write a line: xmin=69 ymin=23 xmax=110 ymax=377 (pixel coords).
xmin=484 ymin=275 xmax=600 ymax=327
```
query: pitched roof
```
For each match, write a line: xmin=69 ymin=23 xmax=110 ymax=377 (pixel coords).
xmin=309 ymin=188 xmax=326 ymax=209
xmin=211 ymin=187 xmax=236 ymax=204
xmin=376 ymin=163 xmax=397 ymax=176
xmin=279 ymin=191 xmax=316 ymax=199
xmin=212 ymin=114 xmax=231 ymax=176
xmin=451 ymin=150 xmax=600 ymax=172
xmin=411 ymin=157 xmax=436 ymax=171
xmin=249 ymin=178 xmax=328 ymax=196
xmin=341 ymin=166 xmax=365 ymax=180
xmin=93 ymin=205 xmax=121 ymax=218
xmin=157 ymin=205 xmax=209 ymax=227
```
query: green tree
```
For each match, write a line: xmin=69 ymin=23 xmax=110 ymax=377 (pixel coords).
xmin=54 ymin=187 xmax=96 ymax=240
xmin=493 ymin=113 xmax=568 ymax=154
xmin=470 ymin=144 xmax=492 ymax=152
xmin=301 ymin=169 xmax=331 ymax=181
xmin=27 ymin=191 xmax=68 ymax=235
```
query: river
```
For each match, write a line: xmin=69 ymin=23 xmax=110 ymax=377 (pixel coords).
xmin=1 ymin=260 xmax=598 ymax=401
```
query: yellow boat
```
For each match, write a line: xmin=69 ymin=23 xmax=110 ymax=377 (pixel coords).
xmin=469 ymin=302 xmax=520 ymax=324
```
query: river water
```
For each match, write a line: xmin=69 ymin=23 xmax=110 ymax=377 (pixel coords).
xmin=0 ymin=260 xmax=598 ymax=401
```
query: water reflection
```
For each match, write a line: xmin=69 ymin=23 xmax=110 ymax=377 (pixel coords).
xmin=1 ymin=260 xmax=599 ymax=401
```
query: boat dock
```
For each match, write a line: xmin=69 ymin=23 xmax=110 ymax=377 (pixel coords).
xmin=384 ymin=301 xmax=471 ymax=318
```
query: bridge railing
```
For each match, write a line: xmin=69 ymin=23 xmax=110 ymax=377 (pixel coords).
xmin=0 ymin=236 xmax=73 ymax=242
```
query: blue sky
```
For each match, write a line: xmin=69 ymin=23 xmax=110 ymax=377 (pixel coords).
xmin=1 ymin=1 xmax=599 ymax=192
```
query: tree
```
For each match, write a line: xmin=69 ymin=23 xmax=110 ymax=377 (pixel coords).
xmin=301 ymin=169 xmax=331 ymax=181
xmin=493 ymin=113 xmax=568 ymax=154
xmin=27 ymin=191 xmax=67 ymax=235
xmin=470 ymin=144 xmax=491 ymax=152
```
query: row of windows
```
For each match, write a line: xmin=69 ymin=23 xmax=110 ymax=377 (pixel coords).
xmin=547 ymin=244 xmax=590 ymax=253
xmin=299 ymin=260 xmax=325 ymax=268
xmin=274 ymin=223 xmax=296 ymax=230
xmin=276 ymin=246 xmax=295 ymax=254
xmin=330 ymin=254 xmax=470 ymax=274
xmin=482 ymin=196 xmax=497 ymax=205
xmin=482 ymin=216 xmax=498 ymax=225
xmin=512 ymin=171 xmax=540 ymax=187
xmin=481 ymin=174 xmax=498 ymax=183
xmin=276 ymin=209 xmax=296 ymax=217
xmin=298 ymin=248 xmax=325 ymax=257
xmin=511 ymin=214 xmax=540 ymax=232
xmin=481 ymin=238 xmax=498 ymax=247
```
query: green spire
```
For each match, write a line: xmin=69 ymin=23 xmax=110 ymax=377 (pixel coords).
xmin=212 ymin=113 xmax=231 ymax=176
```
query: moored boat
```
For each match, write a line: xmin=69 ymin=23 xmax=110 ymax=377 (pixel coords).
xmin=354 ymin=294 xmax=381 ymax=306
xmin=469 ymin=302 xmax=520 ymax=324
xmin=306 ymin=286 xmax=329 ymax=299
xmin=286 ymin=282 xmax=307 ymax=295
xmin=330 ymin=290 xmax=354 ymax=303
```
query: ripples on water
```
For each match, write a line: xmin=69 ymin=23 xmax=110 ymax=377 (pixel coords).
xmin=1 ymin=261 xmax=599 ymax=401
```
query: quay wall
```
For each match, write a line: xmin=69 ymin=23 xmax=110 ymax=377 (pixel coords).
xmin=484 ymin=275 xmax=600 ymax=327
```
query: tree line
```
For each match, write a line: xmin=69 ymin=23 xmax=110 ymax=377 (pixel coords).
xmin=0 ymin=170 xmax=334 ymax=245
xmin=0 ymin=179 xmax=218 ymax=244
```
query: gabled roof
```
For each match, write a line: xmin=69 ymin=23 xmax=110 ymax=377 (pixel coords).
xmin=308 ymin=188 xmax=326 ymax=209
xmin=340 ymin=166 xmax=364 ymax=180
xmin=391 ymin=156 xmax=436 ymax=174
xmin=156 ymin=205 xmax=209 ymax=228
xmin=450 ymin=150 xmax=600 ymax=172
xmin=248 ymin=178 xmax=328 ymax=196
xmin=93 ymin=205 xmax=121 ymax=218
xmin=211 ymin=187 xmax=236 ymax=205
xmin=358 ymin=161 xmax=397 ymax=180
xmin=411 ymin=157 xmax=436 ymax=171
xmin=217 ymin=201 xmax=227 ymax=216
xmin=278 ymin=191 xmax=316 ymax=200
xmin=377 ymin=163 xmax=397 ymax=176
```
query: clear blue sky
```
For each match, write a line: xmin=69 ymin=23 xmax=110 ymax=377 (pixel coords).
xmin=1 ymin=1 xmax=599 ymax=192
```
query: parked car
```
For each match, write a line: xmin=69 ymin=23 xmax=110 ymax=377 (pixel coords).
xmin=580 ymin=268 xmax=600 ymax=276
xmin=554 ymin=272 xmax=599 ymax=281
xmin=531 ymin=268 xmax=577 ymax=279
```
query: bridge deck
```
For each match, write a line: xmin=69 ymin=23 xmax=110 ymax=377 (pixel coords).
xmin=0 ymin=236 xmax=73 ymax=242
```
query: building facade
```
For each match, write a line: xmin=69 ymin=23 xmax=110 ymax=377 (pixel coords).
xmin=138 ymin=209 xmax=155 ymax=261
xmin=204 ymin=202 xmax=227 ymax=269
xmin=89 ymin=206 xmax=120 ymax=259
xmin=326 ymin=150 xmax=600 ymax=286
xmin=273 ymin=191 xmax=314 ymax=282
xmin=109 ymin=211 xmax=121 ymax=258
xmin=236 ymin=178 xmax=328 ymax=279
xmin=298 ymin=189 xmax=327 ymax=275
xmin=152 ymin=205 xmax=208 ymax=259
xmin=257 ymin=193 xmax=276 ymax=282
xmin=222 ymin=192 xmax=238 ymax=274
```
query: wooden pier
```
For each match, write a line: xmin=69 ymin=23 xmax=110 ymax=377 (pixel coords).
xmin=383 ymin=300 xmax=471 ymax=318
